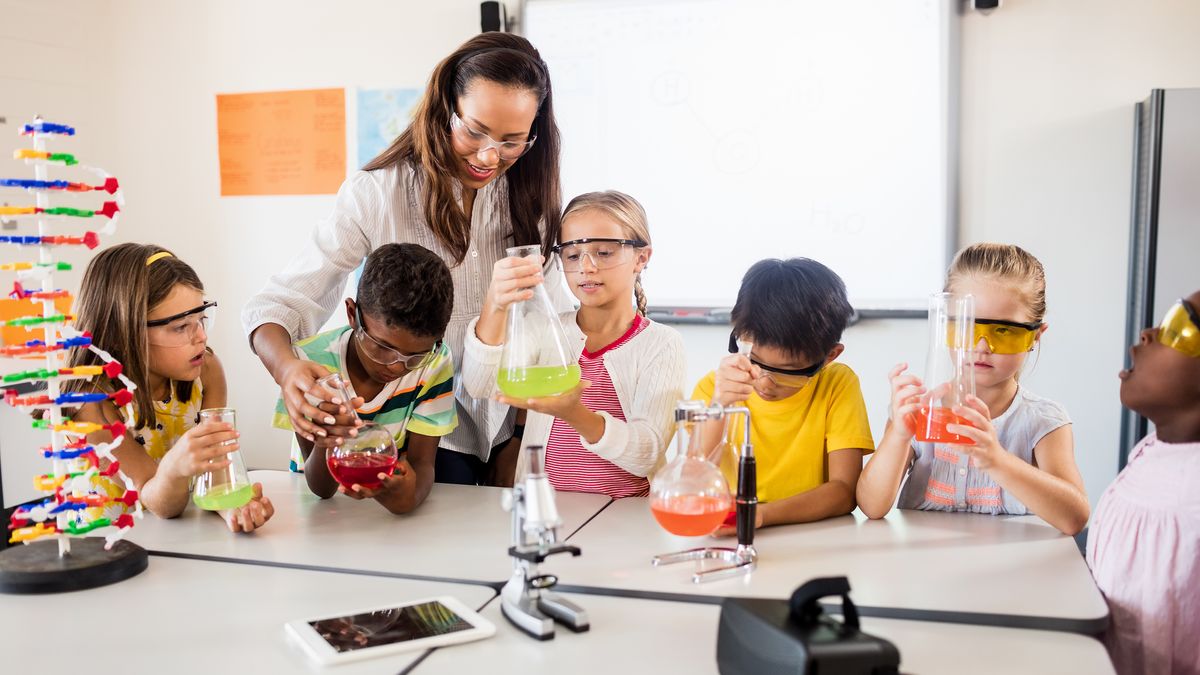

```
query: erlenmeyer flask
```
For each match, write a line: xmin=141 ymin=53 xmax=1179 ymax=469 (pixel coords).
xmin=912 ymin=292 xmax=976 ymax=445
xmin=326 ymin=422 xmax=398 ymax=491
xmin=497 ymin=244 xmax=580 ymax=398
xmin=649 ymin=401 xmax=733 ymax=536
xmin=192 ymin=407 xmax=254 ymax=510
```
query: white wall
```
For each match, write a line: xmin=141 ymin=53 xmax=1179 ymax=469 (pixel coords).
xmin=3 ymin=0 xmax=1198 ymax=509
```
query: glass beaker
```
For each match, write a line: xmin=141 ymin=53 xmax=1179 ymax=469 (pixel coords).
xmin=326 ymin=421 xmax=398 ymax=491
xmin=192 ymin=407 xmax=254 ymax=510
xmin=912 ymin=292 xmax=976 ymax=445
xmin=305 ymin=371 xmax=360 ymax=420
xmin=649 ymin=401 xmax=733 ymax=536
xmin=497 ymin=244 xmax=580 ymax=398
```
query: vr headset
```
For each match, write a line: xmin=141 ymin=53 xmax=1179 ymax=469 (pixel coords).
xmin=717 ymin=577 xmax=900 ymax=675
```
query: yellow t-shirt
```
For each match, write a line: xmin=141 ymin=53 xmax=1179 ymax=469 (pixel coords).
xmin=691 ymin=363 xmax=874 ymax=503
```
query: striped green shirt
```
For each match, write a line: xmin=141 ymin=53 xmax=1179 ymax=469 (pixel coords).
xmin=274 ymin=326 xmax=458 ymax=471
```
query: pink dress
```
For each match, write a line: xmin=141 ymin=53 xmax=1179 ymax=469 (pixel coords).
xmin=1086 ymin=433 xmax=1200 ymax=675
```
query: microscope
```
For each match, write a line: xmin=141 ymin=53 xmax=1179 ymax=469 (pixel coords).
xmin=500 ymin=444 xmax=589 ymax=640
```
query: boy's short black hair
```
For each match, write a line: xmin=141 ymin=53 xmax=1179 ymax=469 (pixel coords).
xmin=357 ymin=243 xmax=453 ymax=338
xmin=730 ymin=257 xmax=853 ymax=362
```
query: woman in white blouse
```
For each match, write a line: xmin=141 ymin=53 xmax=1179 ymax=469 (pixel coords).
xmin=242 ymin=32 xmax=571 ymax=485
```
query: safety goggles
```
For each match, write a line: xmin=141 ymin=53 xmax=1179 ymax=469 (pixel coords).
xmin=946 ymin=318 xmax=1042 ymax=355
xmin=354 ymin=305 xmax=440 ymax=369
xmin=146 ymin=301 xmax=216 ymax=347
xmin=728 ymin=332 xmax=823 ymax=388
xmin=1157 ymin=299 xmax=1200 ymax=358
xmin=450 ymin=112 xmax=536 ymax=162
xmin=552 ymin=237 xmax=647 ymax=274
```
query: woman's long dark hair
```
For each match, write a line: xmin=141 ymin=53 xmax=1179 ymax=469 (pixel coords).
xmin=364 ymin=33 xmax=561 ymax=263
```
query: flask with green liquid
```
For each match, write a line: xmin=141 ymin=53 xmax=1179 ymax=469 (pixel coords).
xmin=497 ymin=244 xmax=580 ymax=399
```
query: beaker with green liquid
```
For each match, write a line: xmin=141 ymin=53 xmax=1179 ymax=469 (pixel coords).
xmin=497 ymin=244 xmax=580 ymax=399
xmin=192 ymin=407 xmax=254 ymax=510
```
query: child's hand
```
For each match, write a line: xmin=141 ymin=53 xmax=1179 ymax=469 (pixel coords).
xmin=947 ymin=395 xmax=1008 ymax=471
xmin=485 ymin=255 xmax=544 ymax=313
xmin=159 ymin=420 xmax=239 ymax=481
xmin=310 ymin=397 xmax=366 ymax=449
xmin=713 ymin=354 xmax=757 ymax=406
xmin=222 ymin=483 xmax=274 ymax=533
xmin=279 ymin=358 xmax=340 ymax=443
xmin=886 ymin=362 xmax=925 ymax=441
xmin=495 ymin=380 xmax=591 ymax=419
xmin=338 ymin=459 xmax=414 ymax=501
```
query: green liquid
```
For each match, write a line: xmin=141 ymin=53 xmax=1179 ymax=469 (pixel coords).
xmin=192 ymin=482 xmax=254 ymax=511
xmin=497 ymin=364 xmax=582 ymax=398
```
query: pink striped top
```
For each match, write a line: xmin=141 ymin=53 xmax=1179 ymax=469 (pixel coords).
xmin=546 ymin=315 xmax=650 ymax=498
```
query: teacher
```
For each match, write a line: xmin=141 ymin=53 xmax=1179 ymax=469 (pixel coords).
xmin=242 ymin=33 xmax=569 ymax=484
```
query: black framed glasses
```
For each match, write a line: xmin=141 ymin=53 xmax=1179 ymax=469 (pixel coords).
xmin=354 ymin=305 xmax=440 ymax=368
xmin=552 ymin=237 xmax=647 ymax=273
xmin=449 ymin=111 xmax=536 ymax=161
xmin=728 ymin=331 xmax=824 ymax=387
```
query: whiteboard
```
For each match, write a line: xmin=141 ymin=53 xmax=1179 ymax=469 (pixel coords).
xmin=524 ymin=0 xmax=955 ymax=312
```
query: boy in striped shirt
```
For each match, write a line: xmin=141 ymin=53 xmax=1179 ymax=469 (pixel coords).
xmin=272 ymin=243 xmax=457 ymax=513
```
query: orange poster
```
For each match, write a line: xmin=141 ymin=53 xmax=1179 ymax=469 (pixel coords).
xmin=216 ymin=88 xmax=346 ymax=196
xmin=0 ymin=297 xmax=73 ymax=348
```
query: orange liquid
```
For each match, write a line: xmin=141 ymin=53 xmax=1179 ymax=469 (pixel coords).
xmin=650 ymin=495 xmax=733 ymax=536
xmin=911 ymin=406 xmax=976 ymax=445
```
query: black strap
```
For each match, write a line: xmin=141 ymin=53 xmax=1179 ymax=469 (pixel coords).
xmin=789 ymin=576 xmax=860 ymax=630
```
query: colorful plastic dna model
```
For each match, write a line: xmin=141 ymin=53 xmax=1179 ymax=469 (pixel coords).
xmin=0 ymin=118 xmax=147 ymax=593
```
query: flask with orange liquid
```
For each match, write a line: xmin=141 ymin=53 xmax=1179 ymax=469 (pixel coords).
xmin=911 ymin=292 xmax=977 ymax=445
xmin=649 ymin=401 xmax=733 ymax=536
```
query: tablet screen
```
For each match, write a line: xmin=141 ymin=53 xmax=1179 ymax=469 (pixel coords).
xmin=308 ymin=600 xmax=474 ymax=653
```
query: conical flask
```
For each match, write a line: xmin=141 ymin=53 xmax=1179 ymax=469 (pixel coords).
xmin=911 ymin=292 xmax=976 ymax=445
xmin=192 ymin=407 xmax=254 ymax=510
xmin=498 ymin=244 xmax=580 ymax=398
xmin=649 ymin=401 xmax=733 ymax=536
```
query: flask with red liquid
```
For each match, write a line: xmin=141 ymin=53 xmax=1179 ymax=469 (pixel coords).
xmin=650 ymin=401 xmax=733 ymax=536
xmin=911 ymin=292 xmax=977 ymax=445
xmin=327 ymin=422 xmax=398 ymax=491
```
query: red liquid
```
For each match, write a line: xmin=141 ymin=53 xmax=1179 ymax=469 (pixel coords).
xmin=327 ymin=453 xmax=397 ymax=490
xmin=911 ymin=406 xmax=976 ymax=445
xmin=650 ymin=495 xmax=733 ymax=536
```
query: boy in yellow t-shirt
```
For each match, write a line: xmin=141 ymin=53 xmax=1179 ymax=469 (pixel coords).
xmin=693 ymin=257 xmax=874 ymax=533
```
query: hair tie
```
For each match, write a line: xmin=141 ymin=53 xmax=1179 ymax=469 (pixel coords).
xmin=145 ymin=251 xmax=173 ymax=266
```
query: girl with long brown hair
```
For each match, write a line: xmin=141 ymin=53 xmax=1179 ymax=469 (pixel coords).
xmin=243 ymin=33 xmax=570 ymax=485
xmin=69 ymin=243 xmax=274 ymax=531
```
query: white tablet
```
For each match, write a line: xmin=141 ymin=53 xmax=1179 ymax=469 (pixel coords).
xmin=285 ymin=595 xmax=495 ymax=665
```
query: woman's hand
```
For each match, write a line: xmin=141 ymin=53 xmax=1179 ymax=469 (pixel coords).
xmin=278 ymin=358 xmax=339 ymax=442
xmin=158 ymin=421 xmax=239 ymax=481
xmin=223 ymin=483 xmax=274 ymax=533
xmin=310 ymin=397 xmax=366 ymax=449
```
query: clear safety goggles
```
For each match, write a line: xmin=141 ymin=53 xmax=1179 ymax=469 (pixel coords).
xmin=147 ymin=301 xmax=216 ymax=347
xmin=552 ymin=237 xmax=646 ymax=274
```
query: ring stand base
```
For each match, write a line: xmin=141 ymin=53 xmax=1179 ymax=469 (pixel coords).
xmin=653 ymin=545 xmax=757 ymax=583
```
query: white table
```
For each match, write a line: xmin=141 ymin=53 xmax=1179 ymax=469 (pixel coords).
xmin=0 ymin=556 xmax=496 ymax=675
xmin=414 ymin=593 xmax=1115 ymax=675
xmin=541 ymin=497 xmax=1108 ymax=633
xmin=125 ymin=470 xmax=611 ymax=583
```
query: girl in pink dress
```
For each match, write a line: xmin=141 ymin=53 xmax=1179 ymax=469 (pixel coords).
xmin=1087 ymin=289 xmax=1200 ymax=675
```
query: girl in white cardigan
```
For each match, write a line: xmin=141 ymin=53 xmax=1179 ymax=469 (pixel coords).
xmin=463 ymin=191 xmax=685 ymax=496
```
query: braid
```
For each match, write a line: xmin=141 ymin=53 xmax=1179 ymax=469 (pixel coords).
xmin=634 ymin=275 xmax=648 ymax=317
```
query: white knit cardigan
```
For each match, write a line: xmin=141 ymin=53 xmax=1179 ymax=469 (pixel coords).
xmin=461 ymin=311 xmax=686 ymax=482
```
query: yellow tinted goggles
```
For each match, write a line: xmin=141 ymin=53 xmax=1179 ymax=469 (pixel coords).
xmin=946 ymin=319 xmax=1041 ymax=355
xmin=1157 ymin=299 xmax=1200 ymax=358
